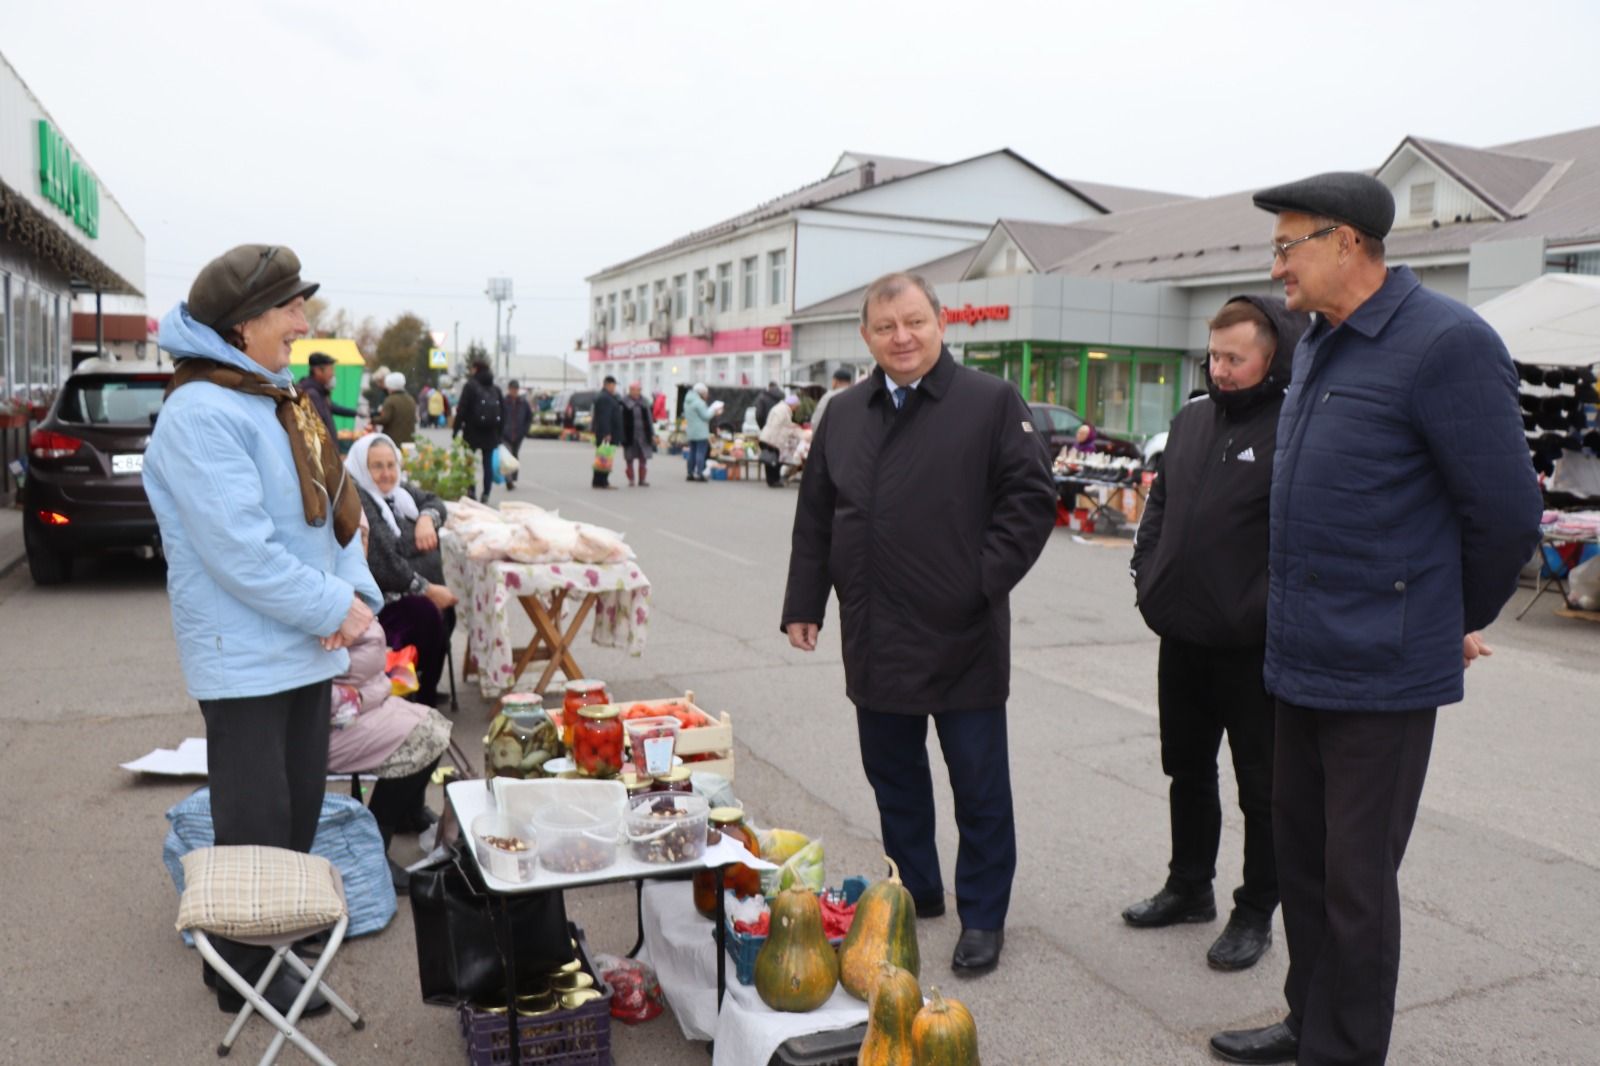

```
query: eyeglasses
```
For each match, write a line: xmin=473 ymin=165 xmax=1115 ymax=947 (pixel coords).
xmin=1270 ymin=226 xmax=1339 ymax=263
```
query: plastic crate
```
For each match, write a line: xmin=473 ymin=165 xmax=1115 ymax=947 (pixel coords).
xmin=769 ymin=1023 xmax=866 ymax=1066
xmin=725 ymin=878 xmax=867 ymax=986
xmin=458 ymin=923 xmax=613 ymax=1066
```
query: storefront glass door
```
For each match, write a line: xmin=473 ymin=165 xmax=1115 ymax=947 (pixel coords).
xmin=1085 ymin=357 xmax=1131 ymax=432
xmin=1133 ymin=360 xmax=1176 ymax=435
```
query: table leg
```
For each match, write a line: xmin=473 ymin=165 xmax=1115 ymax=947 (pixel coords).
xmin=1516 ymin=570 xmax=1558 ymax=620
xmin=627 ymin=879 xmax=646 ymax=958
xmin=507 ymin=590 xmax=563 ymax=684
xmin=714 ymin=865 xmax=727 ymax=1012
xmin=530 ymin=592 xmax=596 ymax=694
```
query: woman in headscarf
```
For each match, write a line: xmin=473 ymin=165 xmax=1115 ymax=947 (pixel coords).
xmin=758 ymin=393 xmax=802 ymax=487
xmin=344 ymin=434 xmax=458 ymax=706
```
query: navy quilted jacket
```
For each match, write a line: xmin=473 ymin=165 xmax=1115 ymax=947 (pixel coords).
xmin=1264 ymin=267 xmax=1542 ymax=711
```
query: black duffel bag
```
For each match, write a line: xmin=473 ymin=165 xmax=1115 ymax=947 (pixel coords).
xmin=408 ymin=843 xmax=573 ymax=1005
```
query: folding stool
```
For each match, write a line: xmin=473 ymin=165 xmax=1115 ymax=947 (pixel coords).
xmin=176 ymin=846 xmax=364 ymax=1065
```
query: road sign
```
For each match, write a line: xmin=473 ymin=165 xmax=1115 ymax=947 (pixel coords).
xmin=428 ymin=347 xmax=448 ymax=369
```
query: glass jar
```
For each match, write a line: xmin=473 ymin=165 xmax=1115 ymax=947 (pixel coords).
xmin=562 ymin=679 xmax=609 ymax=750
xmin=621 ymin=769 xmax=655 ymax=800
xmin=652 ymin=767 xmax=692 ymax=794
xmin=484 ymin=703 xmax=564 ymax=779
xmin=694 ymin=806 xmax=762 ymax=918
xmin=573 ymin=704 xmax=624 ymax=778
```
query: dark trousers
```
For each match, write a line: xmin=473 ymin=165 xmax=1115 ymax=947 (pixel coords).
xmin=686 ymin=439 xmax=709 ymax=479
xmin=478 ymin=445 xmax=496 ymax=503
xmin=761 ymin=445 xmax=782 ymax=486
xmin=1157 ymin=638 xmax=1277 ymax=919
xmin=368 ymin=757 xmax=441 ymax=838
xmin=199 ymin=681 xmax=331 ymax=985
xmin=1274 ymin=700 xmax=1436 ymax=1066
xmin=379 ymin=596 xmax=455 ymax=704
xmin=855 ymin=705 xmax=1015 ymax=930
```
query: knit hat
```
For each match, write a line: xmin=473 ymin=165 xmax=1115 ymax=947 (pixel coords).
xmin=188 ymin=244 xmax=319 ymax=333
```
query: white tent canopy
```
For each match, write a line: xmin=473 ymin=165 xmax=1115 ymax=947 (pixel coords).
xmin=1476 ymin=273 xmax=1600 ymax=368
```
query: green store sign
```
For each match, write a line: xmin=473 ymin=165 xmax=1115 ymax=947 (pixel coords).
xmin=36 ymin=120 xmax=99 ymax=239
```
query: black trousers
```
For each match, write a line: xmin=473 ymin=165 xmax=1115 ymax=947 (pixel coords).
xmin=368 ymin=757 xmax=441 ymax=838
xmin=855 ymin=705 xmax=1015 ymax=930
xmin=1274 ymin=700 xmax=1436 ymax=1066
xmin=1157 ymin=638 xmax=1277 ymax=918
xmin=478 ymin=445 xmax=496 ymax=502
xmin=199 ymin=681 xmax=331 ymax=984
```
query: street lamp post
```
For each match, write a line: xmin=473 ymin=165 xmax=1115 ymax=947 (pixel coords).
xmin=486 ymin=277 xmax=512 ymax=380
xmin=504 ymin=304 xmax=517 ymax=381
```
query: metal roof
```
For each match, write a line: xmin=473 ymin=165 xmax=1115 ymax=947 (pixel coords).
xmin=791 ymin=243 xmax=982 ymax=320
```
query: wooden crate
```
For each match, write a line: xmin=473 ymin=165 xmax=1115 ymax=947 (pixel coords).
xmin=614 ymin=692 xmax=735 ymax=781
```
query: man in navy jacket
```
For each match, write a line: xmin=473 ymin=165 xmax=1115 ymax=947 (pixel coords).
xmin=1209 ymin=174 xmax=1542 ymax=1066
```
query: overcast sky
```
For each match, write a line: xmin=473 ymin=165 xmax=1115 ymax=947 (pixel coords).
xmin=6 ymin=0 xmax=1598 ymax=359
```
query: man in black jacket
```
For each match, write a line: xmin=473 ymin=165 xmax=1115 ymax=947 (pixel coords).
xmin=590 ymin=376 xmax=624 ymax=489
xmin=500 ymin=380 xmax=534 ymax=490
xmin=782 ymin=272 xmax=1056 ymax=976
xmin=452 ymin=360 xmax=502 ymax=503
xmin=296 ymin=351 xmax=359 ymax=444
xmin=1126 ymin=296 xmax=1310 ymax=973
xmin=754 ymin=380 xmax=784 ymax=430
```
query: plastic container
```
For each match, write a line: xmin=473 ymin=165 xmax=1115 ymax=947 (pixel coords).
xmin=534 ymin=803 xmax=621 ymax=875
xmin=621 ymin=716 xmax=680 ymax=777
xmin=625 ymin=792 xmax=708 ymax=865
xmin=471 ymin=812 xmax=539 ymax=884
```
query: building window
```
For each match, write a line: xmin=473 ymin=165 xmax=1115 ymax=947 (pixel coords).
xmin=768 ymin=249 xmax=787 ymax=306
xmin=636 ymin=285 xmax=649 ymax=325
xmin=607 ymin=292 xmax=618 ymax=330
xmin=741 ymin=256 xmax=757 ymax=309
xmin=693 ymin=268 xmax=709 ymax=312
xmin=672 ymin=275 xmax=687 ymax=320
xmin=1410 ymin=182 xmax=1435 ymax=216
xmin=716 ymin=262 xmax=732 ymax=313
xmin=653 ymin=279 xmax=667 ymax=319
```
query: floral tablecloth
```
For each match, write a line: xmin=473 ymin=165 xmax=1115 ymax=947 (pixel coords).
xmin=441 ymin=532 xmax=652 ymax=697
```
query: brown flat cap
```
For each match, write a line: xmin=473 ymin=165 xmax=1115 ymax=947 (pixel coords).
xmin=188 ymin=244 xmax=319 ymax=332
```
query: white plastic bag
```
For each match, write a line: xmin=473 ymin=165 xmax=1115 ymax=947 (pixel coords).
xmin=496 ymin=443 xmax=520 ymax=477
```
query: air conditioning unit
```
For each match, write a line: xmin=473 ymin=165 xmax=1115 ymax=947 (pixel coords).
xmin=622 ymin=304 xmax=636 ymax=323
xmin=648 ymin=316 xmax=671 ymax=341
xmin=588 ymin=325 xmax=608 ymax=347
xmin=689 ymin=315 xmax=714 ymax=339
xmin=654 ymin=294 xmax=672 ymax=314
xmin=697 ymin=279 xmax=716 ymax=303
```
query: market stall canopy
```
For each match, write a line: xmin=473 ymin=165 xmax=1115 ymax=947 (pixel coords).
xmin=288 ymin=339 xmax=365 ymax=366
xmin=1477 ymin=274 xmax=1600 ymax=368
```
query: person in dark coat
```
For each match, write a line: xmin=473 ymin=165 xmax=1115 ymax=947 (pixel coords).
xmin=754 ymin=380 xmax=784 ymax=429
xmin=500 ymin=380 xmax=534 ymax=490
xmin=1209 ymin=174 xmax=1543 ymax=1066
xmin=452 ymin=360 xmax=503 ymax=504
xmin=1124 ymin=295 xmax=1310 ymax=974
xmin=373 ymin=371 xmax=417 ymax=445
xmin=590 ymin=376 xmax=624 ymax=489
xmin=620 ymin=381 xmax=656 ymax=487
xmin=296 ymin=351 xmax=359 ymax=444
xmin=781 ymin=272 xmax=1055 ymax=976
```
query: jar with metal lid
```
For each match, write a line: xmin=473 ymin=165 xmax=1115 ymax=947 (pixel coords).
xmin=652 ymin=766 xmax=692 ymax=794
xmin=621 ymin=769 xmax=655 ymax=800
xmin=562 ymin=679 xmax=609 ymax=749
xmin=574 ymin=704 xmax=624 ymax=778
xmin=694 ymin=806 xmax=762 ymax=918
xmin=484 ymin=700 xmax=564 ymax=780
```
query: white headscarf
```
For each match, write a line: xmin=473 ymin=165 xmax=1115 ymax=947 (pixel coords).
xmin=344 ymin=433 xmax=417 ymax=537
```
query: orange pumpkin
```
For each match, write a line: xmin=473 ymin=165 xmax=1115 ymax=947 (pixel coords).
xmin=838 ymin=855 xmax=921 ymax=999
xmin=753 ymin=888 xmax=839 ymax=1012
xmin=858 ymin=961 xmax=922 ymax=1066
xmin=911 ymin=987 xmax=979 ymax=1065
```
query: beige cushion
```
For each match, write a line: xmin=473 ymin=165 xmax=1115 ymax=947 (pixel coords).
xmin=176 ymin=847 xmax=345 ymax=938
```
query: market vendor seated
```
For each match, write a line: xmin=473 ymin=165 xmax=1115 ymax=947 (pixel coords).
xmin=344 ymin=433 xmax=458 ymax=706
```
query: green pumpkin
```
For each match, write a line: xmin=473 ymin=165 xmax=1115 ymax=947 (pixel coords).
xmin=753 ymin=888 xmax=839 ymax=1012
xmin=911 ymin=987 xmax=979 ymax=1065
xmin=838 ymin=855 xmax=921 ymax=999
xmin=858 ymin=961 xmax=922 ymax=1066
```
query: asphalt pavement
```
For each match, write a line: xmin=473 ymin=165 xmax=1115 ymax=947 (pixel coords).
xmin=1 ymin=427 xmax=1595 ymax=1065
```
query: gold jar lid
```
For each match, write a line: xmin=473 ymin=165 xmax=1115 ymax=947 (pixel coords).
xmin=577 ymin=703 xmax=620 ymax=721
xmin=515 ymin=990 xmax=560 ymax=1015
xmin=708 ymin=806 xmax=745 ymax=825
xmin=560 ymin=989 xmax=604 ymax=1009
xmin=551 ymin=971 xmax=595 ymax=992
xmin=548 ymin=958 xmax=582 ymax=975
xmin=659 ymin=767 xmax=692 ymax=784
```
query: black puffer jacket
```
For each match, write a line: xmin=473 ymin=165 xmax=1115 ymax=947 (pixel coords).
xmin=1131 ymin=296 xmax=1310 ymax=648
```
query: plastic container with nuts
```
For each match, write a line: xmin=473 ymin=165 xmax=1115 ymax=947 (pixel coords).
xmin=470 ymin=812 xmax=538 ymax=884
xmin=626 ymin=792 xmax=709 ymax=864
xmin=533 ymin=803 xmax=621 ymax=874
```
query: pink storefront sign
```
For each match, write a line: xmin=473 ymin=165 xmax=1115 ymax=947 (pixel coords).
xmin=589 ymin=324 xmax=790 ymax=362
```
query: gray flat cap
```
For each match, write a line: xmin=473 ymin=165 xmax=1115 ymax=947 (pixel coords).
xmin=1252 ymin=172 xmax=1395 ymax=239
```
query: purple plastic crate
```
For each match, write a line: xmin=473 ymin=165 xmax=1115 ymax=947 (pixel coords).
xmin=458 ymin=924 xmax=613 ymax=1066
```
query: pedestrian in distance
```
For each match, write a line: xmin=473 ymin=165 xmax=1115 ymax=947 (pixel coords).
xmin=754 ymin=379 xmax=784 ymax=430
xmin=372 ymin=370 xmax=417 ymax=445
xmin=809 ymin=365 xmax=854 ymax=428
xmin=1124 ymin=295 xmax=1310 ymax=973
xmin=781 ymin=271 xmax=1056 ymax=976
xmin=452 ymin=358 xmax=503 ymax=504
xmin=144 ymin=243 xmax=382 ymax=1019
xmin=682 ymin=382 xmax=713 ymax=482
xmin=621 ymin=381 xmax=656 ymax=487
xmin=590 ymin=375 xmax=624 ymax=489
xmin=758 ymin=393 xmax=801 ymax=487
xmin=500 ymin=379 xmax=534 ymax=490
xmin=296 ymin=349 xmax=359 ymax=444
xmin=1208 ymin=173 xmax=1543 ymax=1066
xmin=426 ymin=384 xmax=447 ymax=427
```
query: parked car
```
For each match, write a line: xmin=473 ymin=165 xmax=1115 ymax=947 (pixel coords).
xmin=22 ymin=359 xmax=171 ymax=584
xmin=554 ymin=388 xmax=598 ymax=431
xmin=1028 ymin=403 xmax=1143 ymax=460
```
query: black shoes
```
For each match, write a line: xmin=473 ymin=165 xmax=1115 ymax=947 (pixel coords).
xmin=1207 ymin=912 xmax=1272 ymax=971
xmin=914 ymin=896 xmax=946 ymax=920
xmin=951 ymin=928 xmax=1003 ymax=975
xmin=1122 ymin=886 xmax=1217 ymax=928
xmin=1209 ymin=1022 xmax=1298 ymax=1064
xmin=216 ymin=969 xmax=331 ymax=1018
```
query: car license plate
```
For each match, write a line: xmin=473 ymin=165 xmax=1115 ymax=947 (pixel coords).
xmin=112 ymin=454 xmax=144 ymax=475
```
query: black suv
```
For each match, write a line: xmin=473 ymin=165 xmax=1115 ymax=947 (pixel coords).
xmin=22 ymin=360 xmax=171 ymax=584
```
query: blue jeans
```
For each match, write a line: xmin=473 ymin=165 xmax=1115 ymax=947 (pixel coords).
xmin=686 ymin=438 xmax=709 ymax=478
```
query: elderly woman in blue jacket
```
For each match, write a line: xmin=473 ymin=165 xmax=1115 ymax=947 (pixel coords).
xmin=682 ymin=382 xmax=714 ymax=481
xmin=144 ymin=245 xmax=382 ymax=1018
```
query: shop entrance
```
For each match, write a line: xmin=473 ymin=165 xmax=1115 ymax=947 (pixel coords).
xmin=962 ymin=340 xmax=1184 ymax=437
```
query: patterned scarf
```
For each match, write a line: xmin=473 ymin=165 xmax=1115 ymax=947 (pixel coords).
xmin=168 ymin=358 xmax=361 ymax=547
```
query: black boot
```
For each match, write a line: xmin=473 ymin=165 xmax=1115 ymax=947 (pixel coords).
xmin=1122 ymin=884 xmax=1216 ymax=927
xmin=1207 ymin=910 xmax=1272 ymax=971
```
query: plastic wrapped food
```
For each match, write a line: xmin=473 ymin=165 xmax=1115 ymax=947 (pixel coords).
xmin=592 ymin=954 xmax=664 ymax=1024
xmin=763 ymin=838 xmax=825 ymax=897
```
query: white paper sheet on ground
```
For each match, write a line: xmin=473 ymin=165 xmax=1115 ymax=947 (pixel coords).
xmin=640 ymin=879 xmax=866 ymax=1066
xmin=120 ymin=736 xmax=208 ymax=775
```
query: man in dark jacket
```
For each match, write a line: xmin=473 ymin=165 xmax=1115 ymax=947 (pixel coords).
xmin=754 ymin=380 xmax=784 ymax=430
xmin=297 ymin=351 xmax=359 ymax=443
xmin=590 ymin=376 xmax=624 ymax=489
xmin=782 ymin=272 xmax=1055 ymax=976
xmin=452 ymin=360 xmax=503 ymax=504
xmin=1125 ymin=295 xmax=1309 ymax=974
xmin=500 ymin=380 xmax=534 ymax=490
xmin=1209 ymin=175 xmax=1543 ymax=1066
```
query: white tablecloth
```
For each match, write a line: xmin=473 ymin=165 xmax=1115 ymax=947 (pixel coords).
xmin=442 ymin=532 xmax=652 ymax=697
xmin=641 ymin=880 xmax=867 ymax=1066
